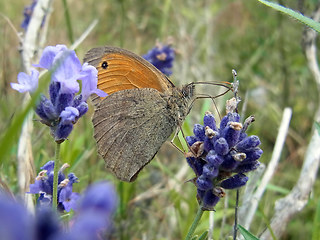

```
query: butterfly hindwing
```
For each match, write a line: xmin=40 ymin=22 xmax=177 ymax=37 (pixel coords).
xmin=92 ymin=88 xmax=177 ymax=181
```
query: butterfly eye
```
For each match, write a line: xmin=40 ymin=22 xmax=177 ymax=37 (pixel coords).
xmin=101 ymin=61 xmax=108 ymax=69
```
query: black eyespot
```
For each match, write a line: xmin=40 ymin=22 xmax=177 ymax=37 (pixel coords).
xmin=101 ymin=61 xmax=108 ymax=69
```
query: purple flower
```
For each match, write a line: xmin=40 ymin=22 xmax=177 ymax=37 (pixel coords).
xmin=34 ymin=207 xmax=61 ymax=240
xmin=59 ymin=175 xmax=80 ymax=212
xmin=78 ymin=181 xmax=118 ymax=214
xmin=12 ymin=44 xmax=105 ymax=143
xmin=69 ymin=181 xmax=118 ymax=240
xmin=186 ymin=110 xmax=262 ymax=210
xmin=0 ymin=193 xmax=34 ymax=240
xmin=29 ymin=161 xmax=79 ymax=212
xmin=143 ymin=43 xmax=175 ymax=76
xmin=21 ymin=0 xmax=47 ymax=31
xmin=80 ymin=63 xmax=108 ymax=101
xmin=11 ymin=69 xmax=39 ymax=93
xmin=21 ymin=0 xmax=37 ymax=30
xmin=1 ymin=181 xmax=118 ymax=240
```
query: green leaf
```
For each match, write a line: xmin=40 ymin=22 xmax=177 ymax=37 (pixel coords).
xmin=257 ymin=0 xmax=320 ymax=32
xmin=0 ymin=71 xmax=51 ymax=164
xmin=312 ymin=200 xmax=320 ymax=240
xmin=315 ymin=122 xmax=320 ymax=136
xmin=238 ymin=224 xmax=260 ymax=240
xmin=198 ymin=231 xmax=208 ymax=240
xmin=266 ymin=183 xmax=290 ymax=194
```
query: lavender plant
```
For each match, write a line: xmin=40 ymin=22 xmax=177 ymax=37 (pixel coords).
xmin=184 ymin=97 xmax=262 ymax=239
xmin=142 ymin=43 xmax=175 ymax=76
xmin=29 ymin=161 xmax=79 ymax=212
xmin=10 ymin=44 xmax=107 ymax=211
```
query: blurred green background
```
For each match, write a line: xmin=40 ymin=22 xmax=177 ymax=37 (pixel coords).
xmin=1 ymin=0 xmax=319 ymax=239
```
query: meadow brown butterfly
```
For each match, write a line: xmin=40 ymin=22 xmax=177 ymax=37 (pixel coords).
xmin=84 ymin=46 xmax=195 ymax=182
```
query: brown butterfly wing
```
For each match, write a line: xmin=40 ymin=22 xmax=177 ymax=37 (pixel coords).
xmin=84 ymin=46 xmax=175 ymax=106
xmin=92 ymin=88 xmax=177 ymax=182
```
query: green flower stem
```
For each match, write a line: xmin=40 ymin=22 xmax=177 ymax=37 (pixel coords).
xmin=62 ymin=0 xmax=74 ymax=43
xmin=185 ymin=206 xmax=204 ymax=240
xmin=52 ymin=142 xmax=61 ymax=210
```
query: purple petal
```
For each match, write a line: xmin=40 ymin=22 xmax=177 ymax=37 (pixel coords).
xmin=76 ymin=102 xmax=88 ymax=118
xmin=60 ymin=107 xmax=79 ymax=123
xmin=62 ymin=192 xmax=80 ymax=212
xmin=35 ymin=95 xmax=57 ymax=122
xmin=35 ymin=207 xmax=61 ymax=239
xmin=34 ymin=45 xmax=68 ymax=69
xmin=80 ymin=63 xmax=108 ymax=101
xmin=0 ymin=193 xmax=34 ymax=240
xmin=55 ymin=92 xmax=74 ymax=114
xmin=70 ymin=210 xmax=111 ymax=239
xmin=29 ymin=179 xmax=43 ymax=194
xmin=11 ymin=69 xmax=39 ymax=93
xmin=68 ymin=173 xmax=79 ymax=184
xmin=41 ymin=161 xmax=55 ymax=172
xmin=51 ymin=50 xmax=82 ymax=94
xmin=78 ymin=181 xmax=118 ymax=215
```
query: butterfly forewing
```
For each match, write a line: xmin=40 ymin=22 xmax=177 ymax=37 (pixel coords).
xmin=83 ymin=46 xmax=174 ymax=99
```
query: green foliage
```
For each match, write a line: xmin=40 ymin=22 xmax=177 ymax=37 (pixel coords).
xmin=257 ymin=0 xmax=320 ymax=32
xmin=312 ymin=200 xmax=320 ymax=240
xmin=315 ymin=122 xmax=320 ymax=136
xmin=197 ymin=231 xmax=208 ymax=240
xmin=238 ymin=224 xmax=260 ymax=240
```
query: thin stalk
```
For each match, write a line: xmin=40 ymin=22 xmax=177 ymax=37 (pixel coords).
xmin=52 ymin=142 xmax=61 ymax=210
xmin=62 ymin=0 xmax=74 ymax=43
xmin=185 ymin=206 xmax=204 ymax=240
xmin=233 ymin=189 xmax=239 ymax=240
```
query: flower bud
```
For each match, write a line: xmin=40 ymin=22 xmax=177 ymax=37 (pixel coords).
xmin=214 ymin=137 xmax=229 ymax=155
xmin=203 ymin=112 xmax=217 ymax=131
xmin=235 ymin=161 xmax=260 ymax=173
xmin=222 ymin=122 xmax=242 ymax=148
xmin=202 ymin=163 xmax=219 ymax=179
xmin=236 ymin=135 xmax=261 ymax=151
xmin=193 ymin=124 xmax=205 ymax=141
xmin=186 ymin=136 xmax=197 ymax=146
xmin=220 ymin=173 xmax=248 ymax=189
xmin=206 ymin=151 xmax=224 ymax=167
xmin=196 ymin=176 xmax=213 ymax=191
xmin=200 ymin=190 xmax=220 ymax=211
xmin=243 ymin=148 xmax=263 ymax=162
